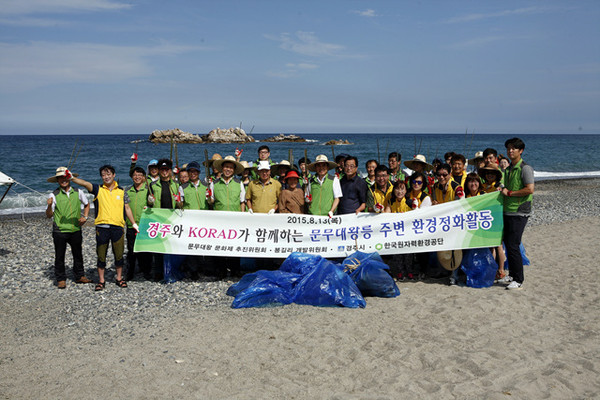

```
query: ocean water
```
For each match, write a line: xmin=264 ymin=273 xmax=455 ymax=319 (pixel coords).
xmin=1 ymin=133 xmax=599 ymax=215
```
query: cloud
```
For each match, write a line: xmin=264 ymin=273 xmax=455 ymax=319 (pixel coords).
xmin=0 ymin=0 xmax=132 ymax=15
xmin=447 ymin=35 xmax=506 ymax=49
xmin=265 ymin=31 xmax=345 ymax=57
xmin=0 ymin=17 xmax=70 ymax=27
xmin=0 ymin=41 xmax=202 ymax=91
xmin=351 ymin=9 xmax=377 ymax=18
xmin=446 ymin=6 xmax=551 ymax=23
xmin=267 ymin=62 xmax=319 ymax=78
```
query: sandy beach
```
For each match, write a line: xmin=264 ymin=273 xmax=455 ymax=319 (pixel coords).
xmin=1 ymin=178 xmax=599 ymax=399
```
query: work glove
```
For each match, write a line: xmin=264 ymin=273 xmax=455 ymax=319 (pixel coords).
xmin=456 ymin=186 xmax=465 ymax=199
xmin=130 ymin=153 xmax=138 ymax=162
xmin=132 ymin=223 xmax=140 ymax=233
xmin=375 ymin=203 xmax=384 ymax=213
xmin=234 ymin=148 xmax=243 ymax=158
xmin=64 ymin=169 xmax=72 ymax=180
xmin=328 ymin=211 xmax=334 ymax=219
xmin=267 ymin=209 xmax=276 ymax=215
xmin=173 ymin=167 xmax=179 ymax=174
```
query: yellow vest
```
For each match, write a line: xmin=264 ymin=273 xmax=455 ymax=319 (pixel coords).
xmin=94 ymin=183 xmax=126 ymax=227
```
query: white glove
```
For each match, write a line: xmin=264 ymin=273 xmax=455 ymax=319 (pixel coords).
xmin=328 ymin=211 xmax=334 ymax=218
xmin=148 ymin=194 xmax=155 ymax=205
xmin=132 ymin=223 xmax=140 ymax=233
xmin=248 ymin=208 xmax=254 ymax=214
xmin=268 ymin=209 xmax=275 ymax=215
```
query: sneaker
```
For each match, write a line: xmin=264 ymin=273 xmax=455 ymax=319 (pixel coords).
xmin=396 ymin=273 xmax=405 ymax=281
xmin=57 ymin=280 xmax=66 ymax=289
xmin=506 ymin=281 xmax=523 ymax=290
xmin=449 ymin=277 xmax=457 ymax=286
xmin=497 ymin=275 xmax=513 ymax=284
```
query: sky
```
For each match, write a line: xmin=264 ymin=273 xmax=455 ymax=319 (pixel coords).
xmin=0 ymin=0 xmax=599 ymax=135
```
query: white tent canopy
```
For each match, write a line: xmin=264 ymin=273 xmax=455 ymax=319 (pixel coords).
xmin=0 ymin=171 xmax=15 ymax=186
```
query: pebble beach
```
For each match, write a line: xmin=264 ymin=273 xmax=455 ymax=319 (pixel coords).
xmin=1 ymin=178 xmax=599 ymax=399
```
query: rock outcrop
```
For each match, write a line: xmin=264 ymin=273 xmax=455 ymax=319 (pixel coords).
xmin=201 ymin=127 xmax=254 ymax=143
xmin=324 ymin=139 xmax=353 ymax=145
xmin=262 ymin=133 xmax=306 ymax=142
xmin=149 ymin=128 xmax=203 ymax=143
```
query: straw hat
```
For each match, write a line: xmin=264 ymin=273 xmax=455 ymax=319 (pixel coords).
xmin=239 ymin=160 xmax=252 ymax=170
xmin=437 ymin=250 xmax=463 ymax=271
xmin=404 ymin=154 xmax=433 ymax=172
xmin=47 ymin=167 xmax=79 ymax=183
xmin=468 ymin=151 xmax=484 ymax=167
xmin=213 ymin=155 xmax=244 ymax=175
xmin=478 ymin=162 xmax=503 ymax=182
xmin=203 ymin=153 xmax=222 ymax=167
xmin=273 ymin=160 xmax=292 ymax=171
xmin=307 ymin=154 xmax=337 ymax=172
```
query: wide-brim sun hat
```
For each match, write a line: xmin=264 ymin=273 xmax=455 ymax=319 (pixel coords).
xmin=437 ymin=250 xmax=463 ymax=271
xmin=213 ymin=155 xmax=244 ymax=175
xmin=47 ymin=167 xmax=79 ymax=183
xmin=273 ymin=160 xmax=292 ymax=170
xmin=404 ymin=154 xmax=433 ymax=172
xmin=468 ymin=151 xmax=484 ymax=167
xmin=203 ymin=153 xmax=223 ymax=167
xmin=478 ymin=162 xmax=503 ymax=182
xmin=239 ymin=160 xmax=251 ymax=170
xmin=307 ymin=154 xmax=337 ymax=172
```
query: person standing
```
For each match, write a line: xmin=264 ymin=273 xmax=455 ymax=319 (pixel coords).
xmin=124 ymin=167 xmax=152 ymax=281
xmin=366 ymin=165 xmax=392 ymax=213
xmin=180 ymin=162 xmax=208 ymax=211
xmin=246 ymin=161 xmax=281 ymax=214
xmin=338 ymin=155 xmax=367 ymax=215
xmin=71 ymin=165 xmax=138 ymax=291
xmin=46 ymin=167 xmax=91 ymax=289
xmin=501 ymin=137 xmax=534 ymax=290
xmin=306 ymin=155 xmax=342 ymax=217
xmin=278 ymin=170 xmax=305 ymax=214
xmin=388 ymin=152 xmax=405 ymax=183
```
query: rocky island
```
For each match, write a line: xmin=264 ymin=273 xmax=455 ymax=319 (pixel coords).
xmin=262 ymin=133 xmax=307 ymax=142
xmin=325 ymin=139 xmax=354 ymax=145
xmin=149 ymin=127 xmax=254 ymax=144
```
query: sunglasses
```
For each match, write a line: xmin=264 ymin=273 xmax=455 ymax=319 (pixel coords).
xmin=436 ymin=173 xmax=449 ymax=177
xmin=411 ymin=180 xmax=423 ymax=185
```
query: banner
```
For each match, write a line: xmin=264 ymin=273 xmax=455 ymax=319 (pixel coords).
xmin=134 ymin=192 xmax=503 ymax=258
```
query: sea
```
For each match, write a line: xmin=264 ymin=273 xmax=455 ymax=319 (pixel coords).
xmin=1 ymin=133 xmax=599 ymax=216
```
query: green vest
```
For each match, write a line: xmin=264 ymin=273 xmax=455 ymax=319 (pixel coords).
xmin=213 ymin=177 xmax=242 ymax=211
xmin=151 ymin=180 xmax=179 ymax=209
xmin=503 ymin=159 xmax=533 ymax=214
xmin=126 ymin=184 xmax=149 ymax=227
xmin=182 ymin=181 xmax=208 ymax=210
xmin=309 ymin=174 xmax=335 ymax=216
xmin=53 ymin=187 xmax=82 ymax=233
xmin=390 ymin=170 xmax=405 ymax=183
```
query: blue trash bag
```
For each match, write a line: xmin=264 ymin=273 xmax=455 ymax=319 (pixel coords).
xmin=228 ymin=270 xmax=303 ymax=309
xmin=280 ymin=252 xmax=322 ymax=275
xmin=503 ymin=243 xmax=530 ymax=269
xmin=460 ymin=248 xmax=498 ymax=288
xmin=293 ymin=258 xmax=366 ymax=308
xmin=163 ymin=254 xmax=186 ymax=283
xmin=343 ymin=251 xmax=400 ymax=298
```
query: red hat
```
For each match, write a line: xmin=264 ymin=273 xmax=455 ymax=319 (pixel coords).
xmin=284 ymin=170 xmax=300 ymax=181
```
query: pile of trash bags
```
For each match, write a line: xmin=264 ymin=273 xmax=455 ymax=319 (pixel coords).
xmin=226 ymin=251 xmax=400 ymax=309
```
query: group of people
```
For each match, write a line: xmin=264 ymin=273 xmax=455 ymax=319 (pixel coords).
xmin=47 ymin=138 xmax=534 ymax=291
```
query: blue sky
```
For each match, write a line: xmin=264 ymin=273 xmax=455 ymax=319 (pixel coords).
xmin=0 ymin=0 xmax=598 ymax=135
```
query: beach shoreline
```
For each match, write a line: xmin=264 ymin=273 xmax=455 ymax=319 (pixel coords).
xmin=1 ymin=177 xmax=599 ymax=398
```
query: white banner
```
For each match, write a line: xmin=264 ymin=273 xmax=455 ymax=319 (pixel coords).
xmin=134 ymin=192 xmax=504 ymax=258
